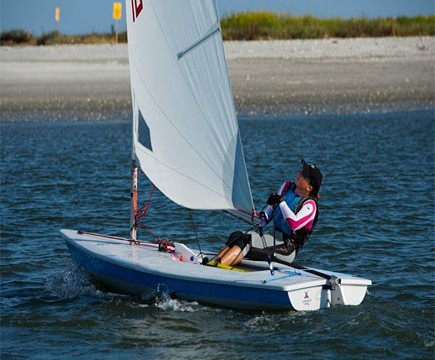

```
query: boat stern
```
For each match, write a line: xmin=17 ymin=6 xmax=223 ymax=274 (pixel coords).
xmin=287 ymin=275 xmax=372 ymax=311
xmin=329 ymin=277 xmax=372 ymax=306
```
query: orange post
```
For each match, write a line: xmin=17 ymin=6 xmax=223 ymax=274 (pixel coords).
xmin=130 ymin=160 xmax=138 ymax=240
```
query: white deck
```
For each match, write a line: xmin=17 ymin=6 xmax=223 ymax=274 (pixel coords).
xmin=60 ymin=229 xmax=371 ymax=311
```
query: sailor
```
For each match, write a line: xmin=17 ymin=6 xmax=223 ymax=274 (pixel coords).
xmin=211 ymin=159 xmax=323 ymax=267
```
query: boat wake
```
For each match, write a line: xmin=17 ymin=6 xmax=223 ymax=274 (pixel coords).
xmin=45 ymin=259 xmax=98 ymax=299
xmin=154 ymin=294 xmax=201 ymax=313
xmin=48 ymin=259 xmax=202 ymax=312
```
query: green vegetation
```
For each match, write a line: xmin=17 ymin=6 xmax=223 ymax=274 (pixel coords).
xmin=0 ymin=29 xmax=36 ymax=45
xmin=36 ymin=31 xmax=127 ymax=45
xmin=1 ymin=13 xmax=434 ymax=45
xmin=1 ymin=30 xmax=127 ymax=46
xmin=220 ymin=12 xmax=435 ymax=40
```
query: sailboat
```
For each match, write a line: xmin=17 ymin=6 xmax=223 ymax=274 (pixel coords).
xmin=60 ymin=0 xmax=371 ymax=311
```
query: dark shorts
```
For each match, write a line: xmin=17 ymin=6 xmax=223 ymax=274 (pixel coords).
xmin=247 ymin=238 xmax=297 ymax=265
xmin=226 ymin=231 xmax=251 ymax=250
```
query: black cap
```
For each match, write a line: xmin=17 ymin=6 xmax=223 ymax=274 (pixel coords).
xmin=301 ymin=159 xmax=323 ymax=195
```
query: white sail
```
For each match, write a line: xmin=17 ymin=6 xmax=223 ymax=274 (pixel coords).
xmin=125 ymin=0 xmax=254 ymax=214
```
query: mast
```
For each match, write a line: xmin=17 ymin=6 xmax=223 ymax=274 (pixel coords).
xmin=130 ymin=159 xmax=139 ymax=240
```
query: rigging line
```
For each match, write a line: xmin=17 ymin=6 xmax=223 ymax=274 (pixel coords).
xmin=136 ymin=184 xmax=156 ymax=222
xmin=188 ymin=209 xmax=203 ymax=256
xmin=259 ymin=231 xmax=275 ymax=275
xmin=146 ymin=1 xmax=243 ymax=194
xmin=272 ymin=225 xmax=277 ymax=257
xmin=256 ymin=206 xmax=275 ymax=275
xmin=291 ymin=263 xmax=334 ymax=281
xmin=269 ymin=226 xmax=277 ymax=275
xmin=138 ymin=223 xmax=164 ymax=242
xmin=224 ymin=209 xmax=259 ymax=226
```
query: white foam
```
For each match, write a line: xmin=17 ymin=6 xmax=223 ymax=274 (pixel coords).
xmin=45 ymin=259 xmax=97 ymax=298
xmin=154 ymin=291 xmax=201 ymax=312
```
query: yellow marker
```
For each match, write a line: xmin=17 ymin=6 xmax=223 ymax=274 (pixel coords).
xmin=113 ymin=2 xmax=122 ymax=20
xmin=55 ymin=7 xmax=60 ymax=23
xmin=113 ymin=2 xmax=122 ymax=44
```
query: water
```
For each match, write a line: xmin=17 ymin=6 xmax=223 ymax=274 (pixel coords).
xmin=1 ymin=110 xmax=434 ymax=359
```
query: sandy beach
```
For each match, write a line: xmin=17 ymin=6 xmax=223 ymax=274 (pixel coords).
xmin=1 ymin=37 xmax=434 ymax=120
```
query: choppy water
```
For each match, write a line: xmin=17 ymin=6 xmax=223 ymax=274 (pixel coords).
xmin=1 ymin=110 xmax=434 ymax=359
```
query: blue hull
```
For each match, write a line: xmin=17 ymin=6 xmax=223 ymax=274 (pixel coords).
xmin=67 ymin=242 xmax=293 ymax=311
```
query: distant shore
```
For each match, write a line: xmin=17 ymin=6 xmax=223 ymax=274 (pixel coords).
xmin=1 ymin=37 xmax=434 ymax=120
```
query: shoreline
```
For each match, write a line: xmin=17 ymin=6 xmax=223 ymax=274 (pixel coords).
xmin=1 ymin=37 xmax=434 ymax=120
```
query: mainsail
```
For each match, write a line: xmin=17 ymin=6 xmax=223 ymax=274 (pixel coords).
xmin=126 ymin=0 xmax=254 ymax=214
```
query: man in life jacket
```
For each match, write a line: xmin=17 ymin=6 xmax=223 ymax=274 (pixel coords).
xmin=211 ymin=159 xmax=323 ymax=267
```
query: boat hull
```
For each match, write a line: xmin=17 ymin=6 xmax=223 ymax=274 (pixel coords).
xmin=61 ymin=229 xmax=371 ymax=311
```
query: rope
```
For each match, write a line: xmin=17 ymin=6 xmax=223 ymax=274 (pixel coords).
xmin=188 ymin=209 xmax=204 ymax=257
xmin=132 ymin=185 xmax=202 ymax=263
xmin=135 ymin=184 xmax=156 ymax=222
xmin=133 ymin=184 xmax=169 ymax=243
xmin=252 ymin=208 xmax=275 ymax=275
xmin=137 ymin=223 xmax=163 ymax=242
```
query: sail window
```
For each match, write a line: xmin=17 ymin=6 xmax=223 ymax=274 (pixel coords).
xmin=138 ymin=111 xmax=153 ymax=151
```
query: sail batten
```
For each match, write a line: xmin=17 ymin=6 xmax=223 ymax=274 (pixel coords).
xmin=177 ymin=24 xmax=220 ymax=60
xmin=126 ymin=0 xmax=254 ymax=213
